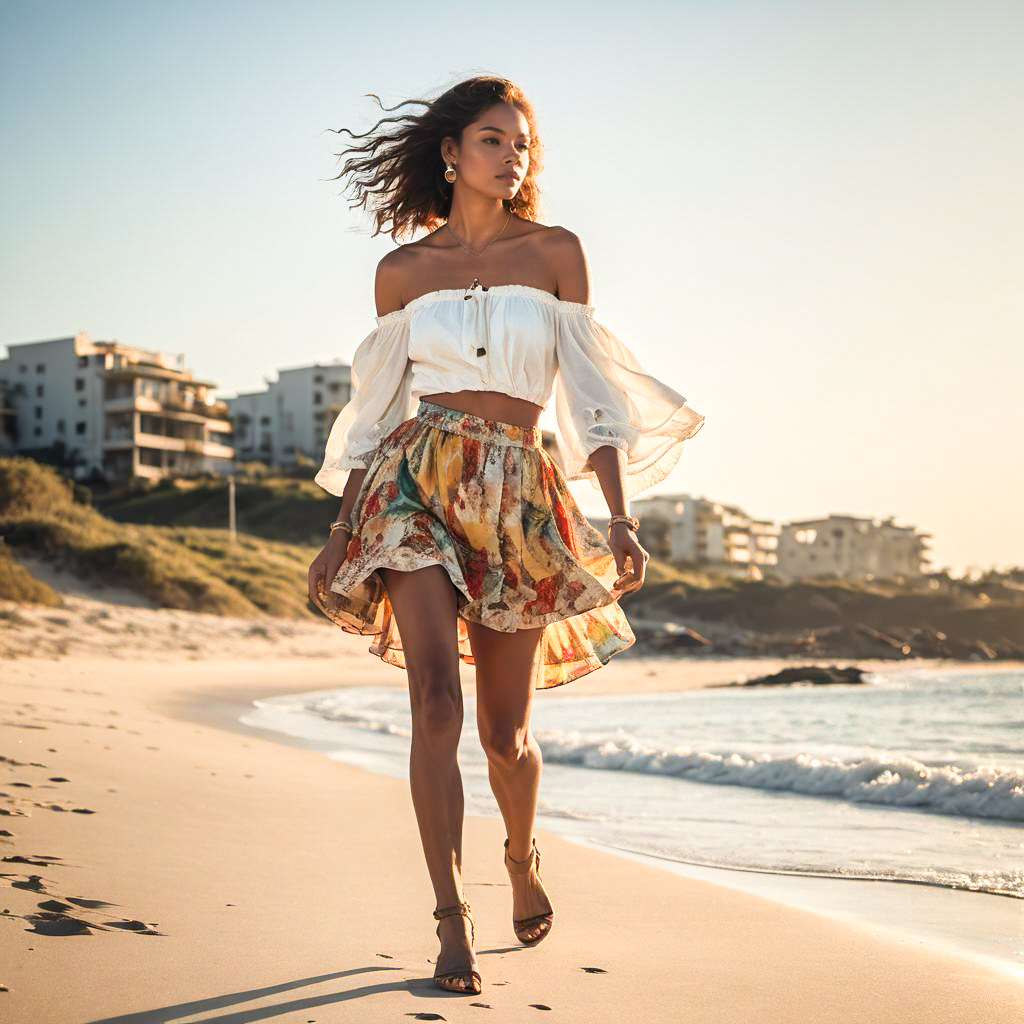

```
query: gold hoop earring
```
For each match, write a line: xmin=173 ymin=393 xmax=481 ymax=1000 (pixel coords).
xmin=444 ymin=164 xmax=457 ymax=183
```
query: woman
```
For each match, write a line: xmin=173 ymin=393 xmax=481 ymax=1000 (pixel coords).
xmin=307 ymin=76 xmax=705 ymax=995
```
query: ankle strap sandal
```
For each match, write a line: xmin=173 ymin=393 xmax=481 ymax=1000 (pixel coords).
xmin=432 ymin=900 xmax=481 ymax=995
xmin=503 ymin=837 xmax=555 ymax=945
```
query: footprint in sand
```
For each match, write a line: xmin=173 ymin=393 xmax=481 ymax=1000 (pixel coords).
xmin=11 ymin=874 xmax=47 ymax=892
xmin=528 ymin=1004 xmax=552 ymax=1011
xmin=105 ymin=918 xmax=162 ymax=935
xmin=33 ymin=802 xmax=95 ymax=814
xmin=15 ymin=896 xmax=162 ymax=936
xmin=66 ymin=896 xmax=116 ymax=910
xmin=38 ymin=899 xmax=73 ymax=912
xmin=581 ymin=966 xmax=608 ymax=973
xmin=26 ymin=911 xmax=92 ymax=935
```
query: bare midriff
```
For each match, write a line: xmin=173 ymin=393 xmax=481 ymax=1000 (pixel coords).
xmin=420 ymin=389 xmax=543 ymax=429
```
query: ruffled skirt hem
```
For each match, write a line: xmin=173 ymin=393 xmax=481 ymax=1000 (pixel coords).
xmin=311 ymin=400 xmax=637 ymax=689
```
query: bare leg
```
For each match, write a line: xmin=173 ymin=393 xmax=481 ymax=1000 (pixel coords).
xmin=466 ymin=619 xmax=554 ymax=941
xmin=378 ymin=564 xmax=477 ymax=990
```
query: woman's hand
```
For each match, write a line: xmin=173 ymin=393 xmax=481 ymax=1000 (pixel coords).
xmin=307 ymin=529 xmax=352 ymax=605
xmin=608 ymin=522 xmax=649 ymax=597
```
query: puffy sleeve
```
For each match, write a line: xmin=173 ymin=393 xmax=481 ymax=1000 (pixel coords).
xmin=313 ymin=310 xmax=416 ymax=496
xmin=553 ymin=306 xmax=706 ymax=500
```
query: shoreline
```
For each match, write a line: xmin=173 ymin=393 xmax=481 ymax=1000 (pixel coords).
xmin=3 ymin=601 xmax=1023 ymax=1020
xmin=182 ymin=669 xmax=1024 ymax=975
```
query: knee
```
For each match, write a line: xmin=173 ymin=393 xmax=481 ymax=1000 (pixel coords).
xmin=480 ymin=726 xmax=531 ymax=771
xmin=409 ymin=669 xmax=464 ymax=740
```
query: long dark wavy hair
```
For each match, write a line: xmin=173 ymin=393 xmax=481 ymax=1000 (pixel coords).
xmin=325 ymin=76 xmax=545 ymax=242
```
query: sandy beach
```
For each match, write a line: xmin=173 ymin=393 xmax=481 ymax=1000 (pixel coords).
xmin=2 ymin=586 xmax=1022 ymax=1022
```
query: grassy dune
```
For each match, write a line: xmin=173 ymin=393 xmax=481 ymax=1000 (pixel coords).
xmin=95 ymin=473 xmax=335 ymax=546
xmin=2 ymin=457 xmax=1021 ymax=659
xmin=0 ymin=457 xmax=319 ymax=618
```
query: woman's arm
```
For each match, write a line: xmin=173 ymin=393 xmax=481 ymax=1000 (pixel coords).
xmin=334 ymin=468 xmax=369 ymax=526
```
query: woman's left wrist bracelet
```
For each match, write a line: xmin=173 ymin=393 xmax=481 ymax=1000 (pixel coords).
xmin=608 ymin=513 xmax=640 ymax=533
xmin=328 ymin=518 xmax=354 ymax=536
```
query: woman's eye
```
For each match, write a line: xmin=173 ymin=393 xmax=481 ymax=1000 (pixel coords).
xmin=484 ymin=137 xmax=529 ymax=151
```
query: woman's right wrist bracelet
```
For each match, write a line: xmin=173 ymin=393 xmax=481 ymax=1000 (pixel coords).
xmin=328 ymin=517 xmax=354 ymax=536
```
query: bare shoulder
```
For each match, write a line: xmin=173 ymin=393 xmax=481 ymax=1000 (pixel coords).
xmin=373 ymin=244 xmax=417 ymax=317
xmin=374 ymin=229 xmax=450 ymax=315
xmin=541 ymin=225 xmax=592 ymax=305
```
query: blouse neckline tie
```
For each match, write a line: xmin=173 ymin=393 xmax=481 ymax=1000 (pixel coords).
xmin=465 ymin=277 xmax=489 ymax=358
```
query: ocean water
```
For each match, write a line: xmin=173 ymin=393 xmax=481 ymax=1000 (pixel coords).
xmin=239 ymin=664 xmax=1024 ymax=971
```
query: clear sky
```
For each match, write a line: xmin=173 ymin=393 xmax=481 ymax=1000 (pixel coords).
xmin=2 ymin=0 xmax=1020 ymax=575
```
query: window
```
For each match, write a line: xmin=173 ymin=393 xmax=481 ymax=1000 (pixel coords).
xmin=75 ymin=378 xmax=85 ymax=392
xmin=78 ymin=356 xmax=89 ymax=368
xmin=34 ymin=405 xmax=42 ymax=419
xmin=78 ymin=398 xmax=86 ymax=408
xmin=35 ymin=363 xmax=45 ymax=373
xmin=34 ymin=426 xmax=42 ymax=437
xmin=18 ymin=364 xmax=26 ymax=374
xmin=75 ymin=421 xmax=86 ymax=435
xmin=57 ymin=419 xmax=65 ymax=433
xmin=313 ymin=391 xmax=322 ymax=405
xmin=36 ymin=384 xmax=44 ymax=397
xmin=313 ymin=373 xmax=324 ymax=384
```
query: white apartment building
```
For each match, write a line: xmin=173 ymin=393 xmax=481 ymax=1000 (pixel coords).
xmin=777 ymin=514 xmax=931 ymax=581
xmin=0 ymin=332 xmax=234 ymax=482
xmin=227 ymin=358 xmax=567 ymax=474
xmin=630 ymin=493 xmax=781 ymax=576
xmin=226 ymin=362 xmax=353 ymax=467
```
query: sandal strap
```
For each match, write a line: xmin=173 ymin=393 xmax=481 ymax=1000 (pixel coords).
xmin=435 ymin=968 xmax=482 ymax=990
xmin=504 ymin=836 xmax=538 ymax=875
xmin=515 ymin=911 xmax=554 ymax=928
xmin=433 ymin=900 xmax=472 ymax=921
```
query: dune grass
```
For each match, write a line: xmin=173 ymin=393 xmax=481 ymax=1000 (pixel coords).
xmin=3 ymin=456 xmax=1021 ymax=653
xmin=0 ymin=457 xmax=319 ymax=618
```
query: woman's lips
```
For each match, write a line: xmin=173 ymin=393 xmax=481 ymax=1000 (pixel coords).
xmin=497 ymin=174 xmax=519 ymax=182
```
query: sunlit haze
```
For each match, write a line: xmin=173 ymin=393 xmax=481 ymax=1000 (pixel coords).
xmin=2 ymin=0 xmax=1020 ymax=574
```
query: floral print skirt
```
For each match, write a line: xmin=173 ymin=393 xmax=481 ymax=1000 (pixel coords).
xmin=312 ymin=399 xmax=636 ymax=688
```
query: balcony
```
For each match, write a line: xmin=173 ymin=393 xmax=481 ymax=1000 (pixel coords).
xmin=103 ymin=394 xmax=231 ymax=426
xmin=101 ymin=431 xmax=234 ymax=460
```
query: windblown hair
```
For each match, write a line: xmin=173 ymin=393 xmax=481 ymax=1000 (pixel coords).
xmin=325 ymin=76 xmax=545 ymax=241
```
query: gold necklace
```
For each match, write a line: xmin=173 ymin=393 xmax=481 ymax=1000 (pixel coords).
xmin=445 ymin=209 xmax=512 ymax=258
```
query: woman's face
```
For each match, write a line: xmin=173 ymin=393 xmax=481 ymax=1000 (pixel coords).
xmin=443 ymin=102 xmax=530 ymax=201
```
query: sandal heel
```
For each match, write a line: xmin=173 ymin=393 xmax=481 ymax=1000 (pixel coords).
xmin=503 ymin=837 xmax=555 ymax=946
xmin=432 ymin=900 xmax=482 ymax=995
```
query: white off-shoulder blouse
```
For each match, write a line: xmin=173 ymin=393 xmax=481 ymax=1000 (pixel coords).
xmin=314 ymin=283 xmax=705 ymax=500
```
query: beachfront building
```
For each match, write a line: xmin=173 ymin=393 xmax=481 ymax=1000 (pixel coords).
xmin=777 ymin=514 xmax=931 ymax=581
xmin=226 ymin=358 xmax=568 ymax=473
xmin=0 ymin=331 xmax=234 ymax=483
xmin=630 ymin=494 xmax=780 ymax=577
xmin=225 ymin=362 xmax=353 ymax=468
